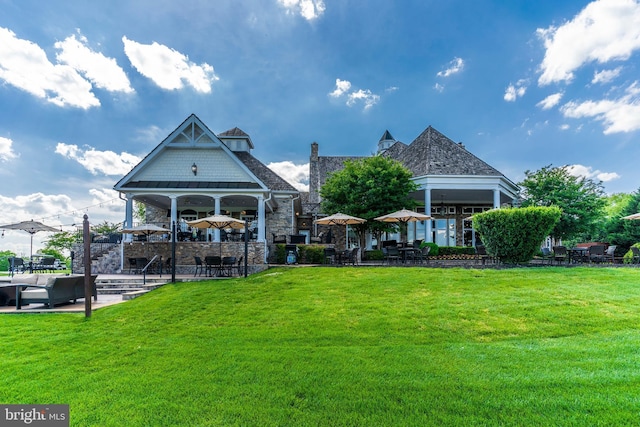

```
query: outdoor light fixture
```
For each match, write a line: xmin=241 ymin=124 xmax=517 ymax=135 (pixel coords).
xmin=191 ymin=163 xmax=198 ymax=176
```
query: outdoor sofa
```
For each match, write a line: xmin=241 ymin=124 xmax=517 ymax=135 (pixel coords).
xmin=0 ymin=274 xmax=97 ymax=309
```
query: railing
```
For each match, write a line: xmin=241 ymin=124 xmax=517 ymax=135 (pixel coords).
xmin=141 ymin=255 xmax=161 ymax=285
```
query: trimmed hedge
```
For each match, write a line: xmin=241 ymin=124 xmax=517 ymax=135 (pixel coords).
xmin=274 ymin=244 xmax=328 ymax=264
xmin=474 ymin=206 xmax=561 ymax=264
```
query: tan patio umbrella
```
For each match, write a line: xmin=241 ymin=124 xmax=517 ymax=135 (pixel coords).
xmin=121 ymin=223 xmax=168 ymax=258
xmin=622 ymin=213 xmax=640 ymax=220
xmin=314 ymin=212 xmax=367 ymax=250
xmin=187 ymin=215 xmax=246 ymax=257
xmin=375 ymin=208 xmax=432 ymax=242
xmin=0 ymin=220 xmax=60 ymax=270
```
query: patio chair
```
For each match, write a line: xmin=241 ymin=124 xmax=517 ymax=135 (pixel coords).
xmin=603 ymin=245 xmax=617 ymax=264
xmin=540 ymin=247 xmax=553 ymax=265
xmin=384 ymin=246 xmax=400 ymax=264
xmin=194 ymin=256 xmax=204 ymax=277
xmin=343 ymin=247 xmax=359 ymax=266
xmin=414 ymin=245 xmax=431 ymax=264
xmin=222 ymin=257 xmax=237 ymax=276
xmin=631 ymin=246 xmax=640 ymax=265
xmin=552 ymin=246 xmax=568 ymax=265
xmin=475 ymin=245 xmax=490 ymax=265
xmin=8 ymin=257 xmax=24 ymax=276
xmin=128 ymin=257 xmax=138 ymax=274
xmin=588 ymin=245 xmax=605 ymax=264
xmin=324 ymin=247 xmax=337 ymax=265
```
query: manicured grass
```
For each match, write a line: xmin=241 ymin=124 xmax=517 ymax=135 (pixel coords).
xmin=2 ymin=267 xmax=640 ymax=426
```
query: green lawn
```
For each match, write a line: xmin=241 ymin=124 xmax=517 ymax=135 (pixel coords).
xmin=2 ymin=267 xmax=640 ymax=426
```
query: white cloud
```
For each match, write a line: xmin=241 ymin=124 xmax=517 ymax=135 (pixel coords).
xmin=0 ymin=26 xmax=99 ymax=108
xmin=267 ymin=161 xmax=309 ymax=191
xmin=561 ymin=81 xmax=640 ymax=133
xmin=592 ymin=67 xmax=623 ymax=84
xmin=504 ymin=80 xmax=528 ymax=102
xmin=560 ymin=124 xmax=570 ymax=130
xmin=567 ymin=164 xmax=620 ymax=182
xmin=329 ymin=78 xmax=351 ymax=98
xmin=329 ymin=78 xmax=379 ymax=110
xmin=0 ymin=136 xmax=18 ymax=162
xmin=55 ymin=33 xmax=134 ymax=93
xmin=433 ymin=83 xmax=444 ymax=92
xmin=55 ymin=142 xmax=142 ymax=176
xmin=122 ymin=36 xmax=218 ymax=93
xmin=278 ymin=0 xmax=326 ymax=20
xmin=347 ymin=89 xmax=380 ymax=110
xmin=437 ymin=57 xmax=465 ymax=77
xmin=537 ymin=92 xmax=563 ymax=110
xmin=537 ymin=0 xmax=640 ymax=86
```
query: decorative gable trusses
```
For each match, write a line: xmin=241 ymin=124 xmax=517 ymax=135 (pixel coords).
xmin=114 ymin=114 xmax=267 ymax=191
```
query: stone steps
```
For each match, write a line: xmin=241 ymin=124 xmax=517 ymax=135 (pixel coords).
xmin=95 ymin=279 xmax=168 ymax=300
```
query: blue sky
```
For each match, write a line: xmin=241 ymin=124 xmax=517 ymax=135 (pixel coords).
xmin=1 ymin=0 xmax=640 ymax=256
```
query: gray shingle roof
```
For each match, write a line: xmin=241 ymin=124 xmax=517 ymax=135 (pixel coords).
xmin=234 ymin=151 xmax=298 ymax=192
xmin=218 ymin=127 xmax=249 ymax=137
xmin=392 ymin=126 xmax=502 ymax=176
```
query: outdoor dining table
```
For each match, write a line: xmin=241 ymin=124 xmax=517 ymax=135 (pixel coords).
xmin=569 ymin=247 xmax=588 ymax=263
xmin=398 ymin=247 xmax=419 ymax=264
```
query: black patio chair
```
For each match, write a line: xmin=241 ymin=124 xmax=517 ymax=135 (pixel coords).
xmin=552 ymin=246 xmax=568 ymax=265
xmin=383 ymin=246 xmax=400 ymax=264
xmin=588 ymin=245 xmax=605 ymax=264
xmin=324 ymin=247 xmax=337 ymax=264
xmin=414 ymin=245 xmax=431 ymax=264
xmin=194 ymin=256 xmax=204 ymax=277
xmin=222 ymin=256 xmax=237 ymax=276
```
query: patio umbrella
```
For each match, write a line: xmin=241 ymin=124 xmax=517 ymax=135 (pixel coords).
xmin=314 ymin=212 xmax=366 ymax=250
xmin=120 ymin=224 xmax=168 ymax=258
xmin=375 ymin=208 xmax=432 ymax=242
xmin=622 ymin=213 xmax=640 ymax=220
xmin=0 ymin=219 xmax=60 ymax=269
xmin=187 ymin=215 xmax=246 ymax=257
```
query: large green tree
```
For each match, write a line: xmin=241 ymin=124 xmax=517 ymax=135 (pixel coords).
xmin=519 ymin=165 xmax=606 ymax=241
xmin=320 ymin=155 xmax=418 ymax=245
xmin=603 ymin=188 xmax=640 ymax=251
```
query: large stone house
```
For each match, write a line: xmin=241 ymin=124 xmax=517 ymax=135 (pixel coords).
xmin=304 ymin=126 xmax=519 ymax=249
xmin=112 ymin=114 xmax=301 ymax=272
xmin=104 ymin=114 xmax=518 ymax=273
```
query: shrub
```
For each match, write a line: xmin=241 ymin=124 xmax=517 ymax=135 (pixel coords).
xmin=364 ymin=249 xmax=383 ymax=261
xmin=437 ymin=246 xmax=476 ymax=256
xmin=623 ymin=243 xmax=640 ymax=264
xmin=421 ymin=242 xmax=439 ymax=256
xmin=474 ymin=206 xmax=562 ymax=264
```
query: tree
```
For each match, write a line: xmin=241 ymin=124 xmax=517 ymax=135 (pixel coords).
xmin=320 ymin=155 xmax=418 ymax=246
xmin=519 ymin=165 xmax=606 ymax=242
xmin=603 ymin=188 xmax=640 ymax=251
xmin=43 ymin=231 xmax=77 ymax=257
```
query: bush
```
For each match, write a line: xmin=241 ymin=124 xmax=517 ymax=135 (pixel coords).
xmin=623 ymin=243 xmax=640 ymax=264
xmin=274 ymin=244 xmax=327 ymax=264
xmin=421 ymin=242 xmax=439 ymax=256
xmin=437 ymin=246 xmax=476 ymax=256
xmin=364 ymin=249 xmax=383 ymax=261
xmin=474 ymin=206 xmax=562 ymax=264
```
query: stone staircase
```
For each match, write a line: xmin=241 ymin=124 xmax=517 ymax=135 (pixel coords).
xmin=95 ymin=277 xmax=168 ymax=301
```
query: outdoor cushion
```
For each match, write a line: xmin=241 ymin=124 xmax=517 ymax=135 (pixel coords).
xmin=37 ymin=275 xmax=55 ymax=285
xmin=11 ymin=274 xmax=38 ymax=285
xmin=20 ymin=288 xmax=49 ymax=299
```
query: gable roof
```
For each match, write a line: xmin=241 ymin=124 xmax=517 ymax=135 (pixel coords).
xmin=114 ymin=114 xmax=296 ymax=193
xmin=390 ymin=126 xmax=503 ymax=177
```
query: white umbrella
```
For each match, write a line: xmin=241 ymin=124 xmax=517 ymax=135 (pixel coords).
xmin=0 ymin=220 xmax=60 ymax=267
